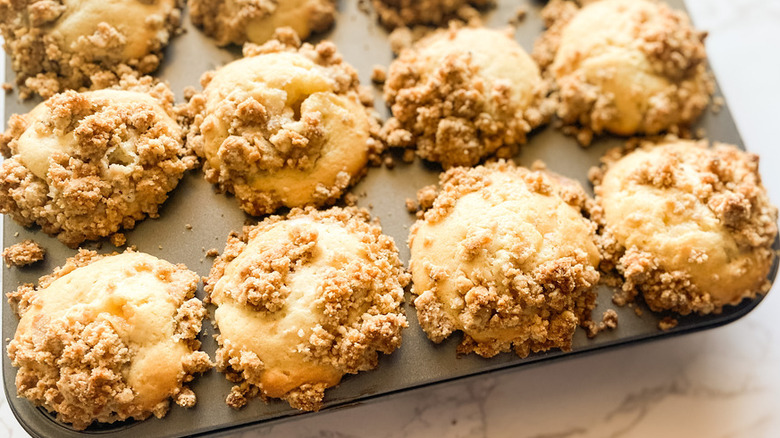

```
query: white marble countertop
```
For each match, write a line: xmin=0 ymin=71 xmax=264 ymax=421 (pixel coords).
xmin=1 ymin=0 xmax=779 ymax=436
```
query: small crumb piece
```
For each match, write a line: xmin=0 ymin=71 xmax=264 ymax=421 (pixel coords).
xmin=658 ymin=317 xmax=678 ymax=331
xmin=2 ymin=240 xmax=45 ymax=267
xmin=712 ymin=96 xmax=725 ymax=114
xmin=583 ymin=320 xmax=598 ymax=338
xmin=110 ymin=233 xmax=127 ymax=247
xmin=402 ymin=148 xmax=416 ymax=163
xmin=416 ymin=185 xmax=438 ymax=211
xmin=158 ymin=245 xmax=163 ymax=250
xmin=405 ymin=198 xmax=418 ymax=214
xmin=509 ymin=6 xmax=527 ymax=26
xmin=185 ymin=224 xmax=193 ymax=230
xmin=2 ymin=83 xmax=12 ymax=93
xmin=344 ymin=193 xmax=358 ymax=206
xmin=206 ymin=248 xmax=219 ymax=258
xmin=611 ymin=288 xmax=635 ymax=307
xmin=602 ymin=309 xmax=618 ymax=329
xmin=584 ymin=309 xmax=619 ymax=338
xmin=383 ymin=155 xmax=396 ymax=169
xmin=633 ymin=306 xmax=643 ymax=317
xmin=371 ymin=65 xmax=387 ymax=84
xmin=13 ymin=232 xmax=19 ymax=237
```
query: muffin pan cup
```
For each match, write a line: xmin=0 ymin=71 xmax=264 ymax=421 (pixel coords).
xmin=3 ymin=1 xmax=778 ymax=437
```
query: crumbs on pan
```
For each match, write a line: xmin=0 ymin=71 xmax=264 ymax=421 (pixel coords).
xmin=509 ymin=6 xmax=527 ymax=26
xmin=405 ymin=184 xmax=438 ymax=218
xmin=658 ymin=316 xmax=678 ymax=331
xmin=371 ymin=65 xmax=387 ymax=84
xmin=110 ymin=233 xmax=126 ymax=247
xmin=344 ymin=192 xmax=359 ymax=206
xmin=712 ymin=96 xmax=725 ymax=114
xmin=584 ymin=309 xmax=619 ymax=338
xmin=2 ymin=240 xmax=45 ymax=267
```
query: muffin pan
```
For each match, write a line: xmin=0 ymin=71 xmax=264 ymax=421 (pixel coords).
xmin=3 ymin=1 xmax=778 ymax=437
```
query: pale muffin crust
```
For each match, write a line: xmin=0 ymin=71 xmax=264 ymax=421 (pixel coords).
xmin=382 ymin=26 xmax=553 ymax=168
xmin=533 ymin=0 xmax=713 ymax=145
xmin=6 ymin=250 xmax=212 ymax=430
xmin=409 ymin=160 xmax=600 ymax=358
xmin=0 ymin=77 xmax=193 ymax=248
xmin=370 ymin=0 xmax=494 ymax=30
xmin=2 ymin=239 xmax=45 ymax=267
xmin=205 ymin=206 xmax=408 ymax=411
xmin=190 ymin=0 xmax=336 ymax=46
xmin=591 ymin=138 xmax=778 ymax=315
xmin=0 ymin=0 xmax=182 ymax=99
xmin=182 ymin=29 xmax=382 ymax=216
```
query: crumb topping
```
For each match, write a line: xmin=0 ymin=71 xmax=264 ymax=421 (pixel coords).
xmin=2 ymin=239 xmax=45 ymax=267
xmin=533 ymin=0 xmax=713 ymax=145
xmin=190 ymin=0 xmax=335 ymax=46
xmin=409 ymin=160 xmax=600 ymax=358
xmin=205 ymin=206 xmax=408 ymax=410
xmin=370 ymin=0 xmax=494 ymax=30
xmin=0 ymin=0 xmax=182 ymax=99
xmin=592 ymin=138 xmax=778 ymax=315
xmin=181 ymin=29 xmax=382 ymax=216
xmin=382 ymin=26 xmax=552 ymax=168
xmin=0 ymin=77 xmax=192 ymax=247
xmin=6 ymin=250 xmax=212 ymax=430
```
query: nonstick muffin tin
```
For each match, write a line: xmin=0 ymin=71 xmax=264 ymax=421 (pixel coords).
xmin=2 ymin=0 xmax=778 ymax=437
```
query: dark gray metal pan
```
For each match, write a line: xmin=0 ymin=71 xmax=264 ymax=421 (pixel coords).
xmin=2 ymin=0 xmax=777 ymax=437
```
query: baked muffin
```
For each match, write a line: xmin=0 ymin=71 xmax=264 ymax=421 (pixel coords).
xmin=371 ymin=0 xmax=493 ymax=30
xmin=0 ymin=78 xmax=192 ymax=248
xmin=205 ymin=207 xmax=408 ymax=410
xmin=592 ymin=138 xmax=778 ymax=315
xmin=533 ymin=0 xmax=712 ymax=145
xmin=0 ymin=0 xmax=182 ymax=99
xmin=409 ymin=160 xmax=600 ymax=358
xmin=6 ymin=250 xmax=212 ymax=430
xmin=183 ymin=30 xmax=380 ymax=216
xmin=382 ymin=26 xmax=552 ymax=168
xmin=189 ymin=0 xmax=335 ymax=46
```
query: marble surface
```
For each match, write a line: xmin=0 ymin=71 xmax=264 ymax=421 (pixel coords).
xmin=1 ymin=0 xmax=779 ymax=436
